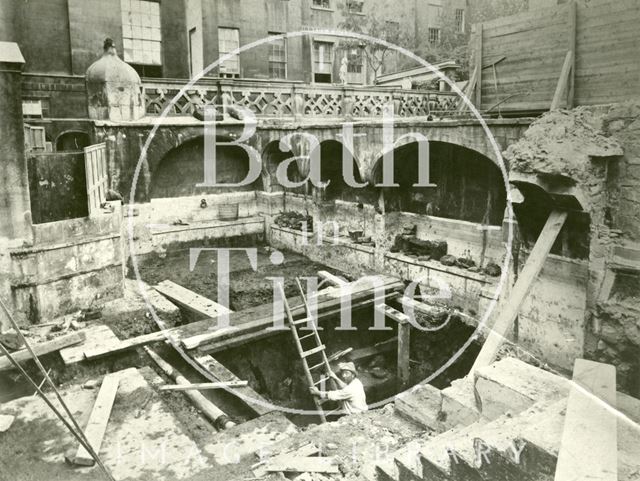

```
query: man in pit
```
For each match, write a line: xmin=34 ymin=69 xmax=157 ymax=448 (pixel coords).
xmin=309 ymin=361 xmax=368 ymax=415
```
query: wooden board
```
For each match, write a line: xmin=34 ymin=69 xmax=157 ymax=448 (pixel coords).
xmin=397 ymin=323 xmax=411 ymax=389
xmin=158 ymin=381 xmax=248 ymax=391
xmin=265 ymin=456 xmax=340 ymax=474
xmin=317 ymin=270 xmax=348 ymax=287
xmin=471 ymin=211 xmax=568 ymax=371
xmin=374 ymin=303 xmax=409 ymax=324
xmin=72 ymin=276 xmax=403 ymax=362
xmin=83 ymin=331 xmax=168 ymax=361
xmin=476 ymin=0 xmax=639 ymax=112
xmin=0 ymin=331 xmax=86 ymax=371
xmin=554 ymin=359 xmax=617 ymax=481
xmin=60 ymin=325 xmax=119 ymax=365
xmin=184 ymin=276 xmax=404 ymax=352
xmin=72 ymin=372 xmax=120 ymax=466
xmin=193 ymin=354 xmax=273 ymax=416
xmin=349 ymin=337 xmax=397 ymax=361
xmin=155 ymin=280 xmax=232 ymax=320
xmin=253 ymin=443 xmax=319 ymax=478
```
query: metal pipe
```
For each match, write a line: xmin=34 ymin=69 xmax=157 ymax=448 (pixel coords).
xmin=144 ymin=347 xmax=235 ymax=430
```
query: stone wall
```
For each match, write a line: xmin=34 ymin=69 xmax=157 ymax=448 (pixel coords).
xmin=7 ymin=205 xmax=124 ymax=326
xmin=506 ymin=102 xmax=640 ymax=394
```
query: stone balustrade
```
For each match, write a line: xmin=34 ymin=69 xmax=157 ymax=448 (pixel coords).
xmin=143 ymin=78 xmax=461 ymax=119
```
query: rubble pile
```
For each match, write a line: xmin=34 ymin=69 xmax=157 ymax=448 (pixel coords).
xmin=388 ymin=226 xmax=501 ymax=277
xmin=274 ymin=211 xmax=314 ymax=232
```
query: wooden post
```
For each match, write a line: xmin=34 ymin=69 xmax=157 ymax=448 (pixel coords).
xmin=567 ymin=1 xmax=577 ymax=109
xmin=471 ymin=210 xmax=568 ymax=372
xmin=397 ymin=322 xmax=411 ymax=390
xmin=72 ymin=373 xmax=120 ymax=466
xmin=554 ymin=359 xmax=617 ymax=481
xmin=475 ymin=23 xmax=483 ymax=109
xmin=551 ymin=51 xmax=574 ymax=110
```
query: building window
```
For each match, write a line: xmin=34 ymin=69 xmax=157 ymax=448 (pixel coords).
xmin=455 ymin=8 xmax=465 ymax=33
xmin=312 ymin=0 xmax=331 ymax=9
xmin=218 ymin=27 xmax=240 ymax=75
xmin=347 ymin=0 xmax=364 ymax=13
xmin=313 ymin=41 xmax=333 ymax=83
xmin=121 ymin=0 xmax=162 ymax=76
xmin=268 ymin=34 xmax=287 ymax=79
xmin=428 ymin=27 xmax=441 ymax=44
xmin=347 ymin=48 xmax=364 ymax=84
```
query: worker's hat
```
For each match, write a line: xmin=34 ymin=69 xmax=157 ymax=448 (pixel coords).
xmin=338 ymin=362 xmax=357 ymax=374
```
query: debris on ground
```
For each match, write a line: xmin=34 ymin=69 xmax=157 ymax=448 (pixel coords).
xmin=0 ymin=328 xmax=24 ymax=351
xmin=0 ymin=414 xmax=15 ymax=432
xmin=275 ymin=211 xmax=314 ymax=231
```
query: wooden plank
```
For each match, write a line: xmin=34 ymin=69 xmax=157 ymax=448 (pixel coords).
xmin=60 ymin=325 xmax=119 ymax=365
xmin=158 ymin=381 xmax=248 ymax=391
xmin=475 ymin=23 xmax=483 ymax=107
xmin=83 ymin=330 xmax=167 ymax=361
xmin=193 ymin=354 xmax=273 ymax=416
xmin=155 ymin=280 xmax=233 ymax=320
xmin=397 ymin=323 xmax=411 ymax=390
xmin=350 ymin=337 xmax=397 ymax=361
xmin=72 ymin=373 xmax=120 ymax=466
xmin=317 ymin=270 xmax=348 ymax=287
xmin=181 ymin=326 xmax=242 ymax=350
xmin=567 ymin=0 xmax=576 ymax=108
xmin=0 ymin=331 xmax=86 ymax=371
xmin=374 ymin=303 xmax=409 ymax=324
xmin=265 ymin=456 xmax=340 ymax=474
xmin=471 ymin=211 xmax=568 ymax=371
xmin=554 ymin=359 xmax=617 ymax=481
xmin=458 ymin=65 xmax=478 ymax=112
xmin=482 ymin=5 xmax=565 ymax=31
xmin=253 ymin=443 xmax=319 ymax=478
xmin=550 ymin=51 xmax=574 ymax=110
xmin=185 ymin=276 xmax=403 ymax=351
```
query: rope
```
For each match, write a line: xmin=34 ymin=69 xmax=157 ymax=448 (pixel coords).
xmin=0 ymin=298 xmax=116 ymax=481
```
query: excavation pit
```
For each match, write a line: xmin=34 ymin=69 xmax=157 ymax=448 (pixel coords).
xmin=132 ymin=239 xmax=481 ymax=426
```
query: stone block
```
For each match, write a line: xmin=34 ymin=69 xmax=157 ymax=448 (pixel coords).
xmin=474 ymin=358 xmax=569 ymax=420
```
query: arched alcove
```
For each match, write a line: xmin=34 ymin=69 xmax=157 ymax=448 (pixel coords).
xmin=150 ymin=136 xmax=262 ymax=198
xmin=372 ymin=141 xmax=506 ymax=224
xmin=55 ymin=131 xmax=90 ymax=152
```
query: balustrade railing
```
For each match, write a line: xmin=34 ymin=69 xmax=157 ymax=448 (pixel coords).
xmin=143 ymin=78 xmax=461 ymax=119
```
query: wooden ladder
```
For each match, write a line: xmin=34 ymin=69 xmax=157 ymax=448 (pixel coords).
xmin=278 ymin=279 xmax=333 ymax=423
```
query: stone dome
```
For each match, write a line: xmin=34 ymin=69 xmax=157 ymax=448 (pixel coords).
xmin=85 ymin=39 xmax=145 ymax=122
xmin=86 ymin=49 xmax=141 ymax=85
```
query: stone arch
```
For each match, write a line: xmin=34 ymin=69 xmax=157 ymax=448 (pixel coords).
xmin=150 ymin=136 xmax=262 ymax=199
xmin=55 ymin=130 xmax=90 ymax=151
xmin=371 ymin=140 xmax=506 ymax=224
xmin=311 ymin=139 xmax=371 ymax=202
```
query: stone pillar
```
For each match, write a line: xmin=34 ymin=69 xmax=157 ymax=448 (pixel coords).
xmin=0 ymin=42 xmax=31 ymax=241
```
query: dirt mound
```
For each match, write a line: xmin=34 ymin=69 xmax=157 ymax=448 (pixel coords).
xmin=505 ymin=107 xmax=623 ymax=183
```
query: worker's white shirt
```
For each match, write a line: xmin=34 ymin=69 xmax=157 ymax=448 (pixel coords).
xmin=326 ymin=378 xmax=368 ymax=414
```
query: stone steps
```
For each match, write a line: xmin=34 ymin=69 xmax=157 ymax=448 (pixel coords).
xmin=473 ymin=357 xmax=570 ymax=420
xmin=376 ymin=358 xmax=640 ymax=481
xmin=394 ymin=384 xmax=443 ymax=432
xmin=394 ymin=376 xmax=480 ymax=434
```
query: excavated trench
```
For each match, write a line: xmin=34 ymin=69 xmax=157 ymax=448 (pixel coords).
xmin=0 ymin=236 xmax=479 ymax=427
xmin=132 ymin=237 xmax=481 ymax=426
